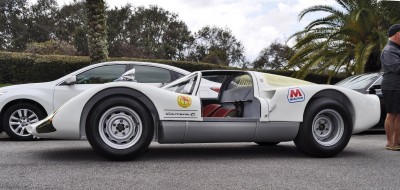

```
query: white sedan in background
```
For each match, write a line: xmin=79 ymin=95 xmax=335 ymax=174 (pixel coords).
xmin=0 ymin=61 xmax=219 ymax=140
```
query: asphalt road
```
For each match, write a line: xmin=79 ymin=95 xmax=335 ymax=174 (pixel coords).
xmin=0 ymin=133 xmax=399 ymax=190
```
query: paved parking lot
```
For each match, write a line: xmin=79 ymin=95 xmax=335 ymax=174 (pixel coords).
xmin=0 ymin=133 xmax=399 ymax=189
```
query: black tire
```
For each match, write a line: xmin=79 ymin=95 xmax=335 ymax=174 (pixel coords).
xmin=255 ymin=142 xmax=280 ymax=146
xmin=294 ymin=98 xmax=352 ymax=157
xmin=86 ymin=97 xmax=153 ymax=160
xmin=2 ymin=103 xmax=46 ymax=141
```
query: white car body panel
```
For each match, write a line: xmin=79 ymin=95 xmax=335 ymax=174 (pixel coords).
xmin=261 ymin=85 xmax=379 ymax=133
xmin=37 ymin=82 xmax=204 ymax=139
xmin=29 ymin=70 xmax=381 ymax=140
xmin=0 ymin=82 xmax=56 ymax=115
xmin=253 ymin=72 xmax=380 ymax=133
xmin=53 ymin=84 xmax=98 ymax=110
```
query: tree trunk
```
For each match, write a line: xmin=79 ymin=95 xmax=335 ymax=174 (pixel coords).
xmin=86 ymin=0 xmax=108 ymax=63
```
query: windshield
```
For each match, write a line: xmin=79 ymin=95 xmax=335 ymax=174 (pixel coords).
xmin=162 ymin=72 xmax=199 ymax=95
xmin=115 ymin=68 xmax=136 ymax=82
xmin=335 ymin=73 xmax=381 ymax=90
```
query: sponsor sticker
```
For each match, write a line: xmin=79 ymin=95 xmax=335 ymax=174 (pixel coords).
xmin=163 ymin=109 xmax=198 ymax=118
xmin=166 ymin=112 xmax=196 ymax=117
xmin=177 ymin=95 xmax=192 ymax=108
xmin=287 ymin=87 xmax=305 ymax=103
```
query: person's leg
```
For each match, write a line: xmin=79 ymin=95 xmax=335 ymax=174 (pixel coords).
xmin=394 ymin=114 xmax=400 ymax=146
xmin=385 ymin=113 xmax=396 ymax=147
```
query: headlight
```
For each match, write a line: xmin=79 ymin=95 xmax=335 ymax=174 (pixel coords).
xmin=0 ymin=91 xmax=6 ymax=96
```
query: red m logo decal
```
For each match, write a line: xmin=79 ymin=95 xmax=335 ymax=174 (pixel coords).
xmin=290 ymin=89 xmax=303 ymax=98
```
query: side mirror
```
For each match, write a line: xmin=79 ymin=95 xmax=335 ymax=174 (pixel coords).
xmin=368 ymin=84 xmax=381 ymax=94
xmin=65 ymin=76 xmax=77 ymax=85
xmin=157 ymin=83 xmax=167 ymax=87
xmin=370 ymin=84 xmax=381 ymax=90
xmin=116 ymin=69 xmax=136 ymax=82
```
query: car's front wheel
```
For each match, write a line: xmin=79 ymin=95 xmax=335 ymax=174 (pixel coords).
xmin=86 ymin=97 xmax=154 ymax=160
xmin=2 ymin=103 xmax=45 ymax=141
xmin=294 ymin=98 xmax=352 ymax=157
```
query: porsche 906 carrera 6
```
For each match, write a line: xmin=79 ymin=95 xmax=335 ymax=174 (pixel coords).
xmin=28 ymin=70 xmax=380 ymax=160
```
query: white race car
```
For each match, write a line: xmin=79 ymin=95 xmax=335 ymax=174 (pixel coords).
xmin=28 ymin=70 xmax=380 ymax=160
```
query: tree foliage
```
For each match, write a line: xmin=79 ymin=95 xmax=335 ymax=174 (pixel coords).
xmin=26 ymin=0 xmax=58 ymax=43
xmin=0 ymin=0 xmax=29 ymax=51
xmin=26 ymin=40 xmax=77 ymax=55
xmin=107 ymin=5 xmax=131 ymax=57
xmin=55 ymin=0 xmax=88 ymax=55
xmin=0 ymin=1 xmax=247 ymax=66
xmin=288 ymin=0 xmax=400 ymax=79
xmin=126 ymin=5 xmax=193 ymax=60
xmin=253 ymin=42 xmax=293 ymax=70
xmin=188 ymin=26 xmax=246 ymax=67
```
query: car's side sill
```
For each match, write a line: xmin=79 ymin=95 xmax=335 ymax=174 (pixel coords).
xmin=158 ymin=121 xmax=299 ymax=143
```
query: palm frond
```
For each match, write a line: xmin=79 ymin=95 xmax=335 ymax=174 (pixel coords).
xmin=299 ymin=5 xmax=345 ymax=21
xmin=335 ymin=0 xmax=351 ymax=12
xmin=305 ymin=15 xmax=342 ymax=31
xmin=289 ymin=0 xmax=393 ymax=78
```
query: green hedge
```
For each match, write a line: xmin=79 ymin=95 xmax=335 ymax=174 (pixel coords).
xmin=0 ymin=52 xmax=91 ymax=83
xmin=0 ymin=51 xmax=343 ymax=84
xmin=0 ymin=51 xmax=232 ymax=84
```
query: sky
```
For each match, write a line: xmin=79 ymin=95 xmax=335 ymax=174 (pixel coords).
xmin=33 ymin=0 xmax=339 ymax=61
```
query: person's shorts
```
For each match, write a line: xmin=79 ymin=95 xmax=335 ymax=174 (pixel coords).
xmin=382 ymin=90 xmax=400 ymax=113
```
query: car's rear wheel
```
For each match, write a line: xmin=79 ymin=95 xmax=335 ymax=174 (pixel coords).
xmin=294 ymin=98 xmax=352 ymax=157
xmin=255 ymin=142 xmax=280 ymax=146
xmin=2 ymin=103 xmax=45 ymax=141
xmin=86 ymin=97 xmax=153 ymax=160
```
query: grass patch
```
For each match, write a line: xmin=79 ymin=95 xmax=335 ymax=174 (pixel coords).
xmin=0 ymin=84 xmax=10 ymax=88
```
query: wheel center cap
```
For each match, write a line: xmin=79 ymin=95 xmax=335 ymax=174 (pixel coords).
xmin=116 ymin=124 xmax=125 ymax=132
xmin=319 ymin=124 xmax=325 ymax=131
xmin=20 ymin=119 xmax=29 ymax=126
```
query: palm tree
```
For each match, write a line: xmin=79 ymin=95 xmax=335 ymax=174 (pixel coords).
xmin=86 ymin=0 xmax=108 ymax=63
xmin=288 ymin=0 xmax=400 ymax=81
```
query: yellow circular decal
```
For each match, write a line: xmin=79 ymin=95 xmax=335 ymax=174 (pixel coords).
xmin=177 ymin=95 xmax=192 ymax=108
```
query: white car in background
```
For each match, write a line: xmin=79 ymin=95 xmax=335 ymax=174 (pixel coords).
xmin=0 ymin=61 xmax=219 ymax=140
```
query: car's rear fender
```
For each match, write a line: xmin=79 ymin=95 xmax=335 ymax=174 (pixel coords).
xmin=267 ymin=86 xmax=356 ymax=126
xmin=308 ymin=89 xmax=355 ymax=123
xmin=307 ymin=88 xmax=380 ymax=133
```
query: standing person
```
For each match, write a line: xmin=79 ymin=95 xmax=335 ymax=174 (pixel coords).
xmin=381 ymin=24 xmax=400 ymax=150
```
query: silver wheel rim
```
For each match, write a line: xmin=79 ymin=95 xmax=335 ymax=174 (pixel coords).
xmin=312 ymin=109 xmax=344 ymax=146
xmin=9 ymin=109 xmax=39 ymax=137
xmin=99 ymin=106 xmax=143 ymax=150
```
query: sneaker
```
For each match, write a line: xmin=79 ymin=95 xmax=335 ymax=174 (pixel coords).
xmin=386 ymin=145 xmax=400 ymax=151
